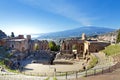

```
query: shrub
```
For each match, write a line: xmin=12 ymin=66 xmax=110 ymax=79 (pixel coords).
xmin=87 ymin=54 xmax=98 ymax=69
xmin=116 ymin=29 xmax=120 ymax=43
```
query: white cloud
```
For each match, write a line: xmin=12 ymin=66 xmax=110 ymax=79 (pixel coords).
xmin=19 ymin=0 xmax=97 ymax=26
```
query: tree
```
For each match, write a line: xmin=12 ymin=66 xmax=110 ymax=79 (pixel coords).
xmin=116 ymin=29 xmax=120 ymax=43
xmin=11 ymin=32 xmax=15 ymax=37
xmin=72 ymin=44 xmax=77 ymax=50
xmin=56 ymin=45 xmax=60 ymax=51
xmin=48 ymin=41 xmax=60 ymax=51
xmin=49 ymin=41 xmax=56 ymax=51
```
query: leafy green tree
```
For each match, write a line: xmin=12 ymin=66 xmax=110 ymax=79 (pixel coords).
xmin=11 ymin=32 xmax=15 ymax=37
xmin=116 ymin=29 xmax=120 ymax=43
xmin=49 ymin=41 xmax=60 ymax=51
xmin=56 ymin=45 xmax=60 ymax=51
xmin=49 ymin=41 xmax=56 ymax=51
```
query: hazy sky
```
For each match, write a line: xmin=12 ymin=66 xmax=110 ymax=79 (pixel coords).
xmin=0 ymin=0 xmax=120 ymax=35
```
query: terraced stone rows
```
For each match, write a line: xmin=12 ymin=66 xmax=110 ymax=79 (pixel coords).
xmin=0 ymin=52 xmax=117 ymax=80
xmin=113 ymin=54 xmax=120 ymax=62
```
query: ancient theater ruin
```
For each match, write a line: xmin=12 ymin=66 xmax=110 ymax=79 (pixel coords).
xmin=60 ymin=33 xmax=110 ymax=60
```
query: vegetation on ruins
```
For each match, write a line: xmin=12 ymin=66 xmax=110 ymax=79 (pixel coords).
xmin=103 ymin=44 xmax=120 ymax=56
xmin=53 ymin=77 xmax=57 ymax=80
xmin=72 ymin=44 xmax=77 ymax=50
xmin=0 ymin=46 xmax=10 ymax=58
xmin=116 ymin=29 xmax=120 ymax=43
xmin=87 ymin=54 xmax=98 ymax=69
xmin=0 ymin=47 xmax=9 ymax=65
xmin=44 ymin=77 xmax=50 ymax=80
xmin=44 ymin=77 xmax=57 ymax=80
xmin=0 ymin=59 xmax=4 ymax=65
xmin=0 ymin=46 xmax=18 ymax=72
xmin=0 ymin=30 xmax=7 ymax=39
xmin=49 ymin=41 xmax=60 ymax=51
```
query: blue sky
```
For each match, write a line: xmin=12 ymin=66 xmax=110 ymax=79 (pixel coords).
xmin=0 ymin=0 xmax=120 ymax=35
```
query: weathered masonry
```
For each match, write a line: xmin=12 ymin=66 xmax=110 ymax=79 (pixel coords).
xmin=60 ymin=33 xmax=110 ymax=59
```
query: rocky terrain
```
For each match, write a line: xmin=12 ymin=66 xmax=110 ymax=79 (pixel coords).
xmin=97 ymin=29 xmax=119 ymax=43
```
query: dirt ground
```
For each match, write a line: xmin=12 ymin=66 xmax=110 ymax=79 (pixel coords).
xmin=22 ymin=59 xmax=84 ymax=75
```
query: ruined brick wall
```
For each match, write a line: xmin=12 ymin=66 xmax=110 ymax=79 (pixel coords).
xmin=89 ymin=42 xmax=110 ymax=52
xmin=61 ymin=39 xmax=110 ymax=59
xmin=61 ymin=40 xmax=85 ymax=55
xmin=61 ymin=40 xmax=73 ymax=54
xmin=32 ymin=40 xmax=49 ymax=51
xmin=39 ymin=40 xmax=49 ymax=50
xmin=6 ymin=39 xmax=29 ymax=52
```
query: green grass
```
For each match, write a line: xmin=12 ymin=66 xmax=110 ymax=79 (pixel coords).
xmin=7 ymin=68 xmax=19 ymax=73
xmin=0 ymin=59 xmax=19 ymax=73
xmin=87 ymin=54 xmax=98 ymax=69
xmin=0 ymin=60 xmax=4 ymax=65
xmin=44 ymin=77 xmax=50 ymax=80
xmin=0 ymin=46 xmax=20 ymax=73
xmin=44 ymin=77 xmax=57 ymax=80
xmin=102 ymin=44 xmax=120 ymax=56
xmin=53 ymin=77 xmax=57 ymax=80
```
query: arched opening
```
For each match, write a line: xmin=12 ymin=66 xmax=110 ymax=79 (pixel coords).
xmin=95 ymin=49 xmax=98 ymax=52
xmin=34 ymin=43 xmax=39 ymax=51
xmin=80 ymin=46 xmax=84 ymax=50
xmin=72 ymin=44 xmax=77 ymax=50
xmin=12 ymin=44 xmax=14 ymax=48
xmin=72 ymin=44 xmax=77 ymax=59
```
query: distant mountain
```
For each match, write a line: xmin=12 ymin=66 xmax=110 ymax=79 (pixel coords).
xmin=0 ymin=30 xmax=7 ymax=39
xmin=35 ymin=26 xmax=116 ymax=39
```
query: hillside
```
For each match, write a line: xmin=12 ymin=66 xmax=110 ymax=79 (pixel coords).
xmin=0 ymin=30 xmax=7 ymax=39
xmin=102 ymin=44 xmax=120 ymax=56
xmin=36 ymin=26 xmax=115 ymax=39
xmin=98 ymin=30 xmax=119 ymax=43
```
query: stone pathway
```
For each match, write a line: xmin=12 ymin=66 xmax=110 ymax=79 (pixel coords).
xmin=92 ymin=52 xmax=114 ymax=69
